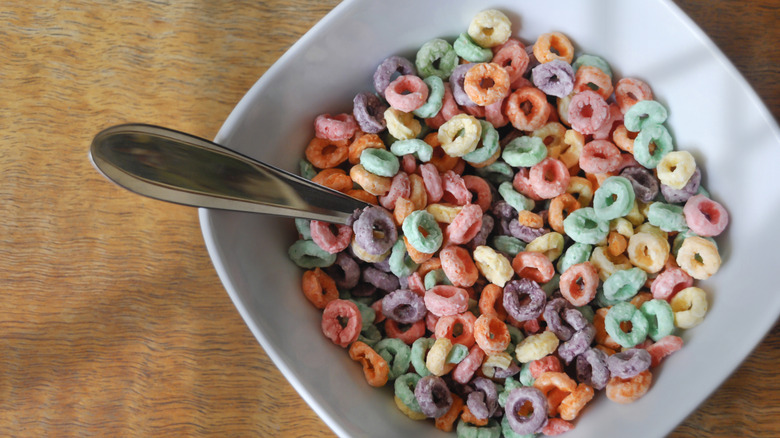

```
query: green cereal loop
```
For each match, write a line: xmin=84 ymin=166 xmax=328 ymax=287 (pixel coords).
xmin=338 ymin=288 xmax=352 ymax=300
xmin=349 ymin=299 xmax=377 ymax=331
xmin=454 ymin=32 xmax=493 ymax=63
xmin=501 ymin=415 xmax=537 ymax=438
xmin=424 ymin=269 xmax=452 ymax=289
xmin=498 ymin=376 xmax=523 ymax=407
xmin=540 ymin=274 xmax=560 ymax=297
xmin=394 ymin=373 xmax=423 ymax=413
xmin=413 ymin=75 xmax=445 ymax=119
xmin=593 ymin=176 xmax=636 ymax=221
xmin=463 ymin=120 xmax=500 ymax=165
xmin=402 ymin=210 xmax=443 ymax=253
xmin=360 ymin=148 xmax=400 ymax=177
xmin=288 ymin=239 xmax=337 ymax=268
xmin=416 ymin=38 xmax=459 ymax=79
xmin=595 ymin=286 xmax=621 ymax=308
xmin=294 ymin=218 xmax=312 ymax=240
xmin=375 ymin=338 xmax=412 ymax=380
xmin=640 ymin=299 xmax=676 ymax=341
xmin=504 ymin=324 xmax=525 ymax=354
xmin=474 ymin=160 xmax=514 ymax=185
xmin=562 ymin=207 xmax=610 ymax=245
xmin=501 ymin=136 xmax=548 ymax=167
xmin=557 ymin=242 xmax=593 ymax=274
xmin=697 ymin=185 xmax=710 ymax=198
xmin=647 ymin=202 xmax=688 ymax=232
xmin=605 ymin=301 xmax=650 ymax=348
xmin=359 ymin=324 xmax=382 ymax=346
xmin=633 ymin=123 xmax=674 ymax=169
xmin=576 ymin=305 xmax=595 ymax=323
xmin=603 ymin=267 xmax=647 ymax=302
xmin=572 ymin=54 xmax=613 ymax=79
xmin=519 ymin=361 xmax=535 ymax=386
xmin=498 ymin=181 xmax=535 ymax=212
xmin=446 ymin=343 xmax=469 ymax=364
xmin=390 ymin=138 xmax=434 ymax=163
xmin=456 ymin=419 xmax=501 ymax=438
xmin=624 ymin=100 xmax=669 ymax=132
xmin=299 ymin=159 xmax=317 ymax=180
xmin=389 ymin=238 xmax=419 ymax=278
xmin=492 ymin=235 xmax=526 ymax=257
xmin=672 ymin=229 xmax=717 ymax=257
xmin=410 ymin=337 xmax=435 ymax=377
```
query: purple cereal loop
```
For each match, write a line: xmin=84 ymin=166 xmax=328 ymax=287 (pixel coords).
xmin=491 ymin=200 xmax=517 ymax=220
xmin=373 ymin=257 xmax=393 ymax=273
xmin=606 ymin=348 xmax=652 ymax=379
xmin=558 ymin=324 xmax=596 ymax=365
xmin=353 ymin=92 xmax=389 ymax=134
xmin=524 ymin=45 xmax=541 ymax=77
xmin=414 ymin=375 xmax=453 ymax=418
xmin=492 ymin=361 xmax=521 ymax=379
xmin=661 ymin=167 xmax=701 ymax=204
xmin=505 ymin=387 xmax=549 ymax=435
xmin=351 ymin=282 xmax=377 ymax=297
xmin=562 ymin=308 xmax=589 ymax=331
xmin=467 ymin=377 xmax=499 ymax=419
xmin=508 ymin=219 xmax=548 ymax=243
xmin=352 ymin=206 xmax=397 ymax=255
xmin=531 ymin=59 xmax=575 ymax=98
xmin=543 ymin=298 xmax=574 ymax=341
xmin=450 ymin=63 xmax=478 ymax=107
xmin=466 ymin=214 xmax=494 ymax=251
xmin=381 ymin=289 xmax=427 ymax=323
xmin=576 ymin=348 xmax=611 ymax=390
xmin=620 ymin=165 xmax=660 ymax=204
xmin=326 ymin=252 xmax=360 ymax=289
xmin=362 ymin=266 xmax=400 ymax=292
xmin=503 ymin=278 xmax=547 ymax=322
xmin=373 ymin=55 xmax=417 ymax=95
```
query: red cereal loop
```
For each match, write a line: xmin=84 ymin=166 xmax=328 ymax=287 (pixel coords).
xmin=452 ymin=345 xmax=486 ymax=384
xmin=505 ymin=86 xmax=552 ymax=131
xmin=424 ymin=285 xmax=470 ymax=316
xmin=434 ymin=311 xmax=477 ymax=347
xmin=541 ymin=418 xmax=574 ymax=436
xmin=473 ymin=314 xmax=511 ymax=354
xmin=446 ymin=204 xmax=484 ymax=245
xmin=491 ymin=38 xmax=529 ymax=85
xmin=379 ymin=171 xmax=411 ymax=210
xmin=314 ymin=113 xmax=358 ymax=141
xmin=370 ymin=299 xmax=386 ymax=324
xmin=512 ymin=167 xmax=544 ymax=201
xmin=591 ymin=103 xmax=623 ymax=141
xmin=420 ymin=163 xmax=444 ymax=203
xmin=651 ymin=267 xmax=694 ymax=301
xmin=384 ymin=75 xmax=429 ymax=112
xmin=615 ymin=77 xmax=653 ymax=114
xmin=579 ymin=139 xmax=623 ymax=174
xmin=463 ymin=62 xmax=511 ymax=106
xmin=310 ymin=220 xmax=353 ymax=254
xmin=441 ymin=170 xmax=473 ymax=205
xmin=606 ymin=370 xmax=653 ymax=404
xmin=645 ymin=335 xmax=684 ymax=367
xmin=529 ymin=356 xmax=563 ymax=378
xmin=559 ymin=262 xmax=600 ymax=306
xmin=529 ymin=157 xmax=571 ymax=199
xmin=401 ymin=153 xmax=418 ymax=174
xmin=407 ymin=272 xmax=426 ymax=296
xmin=441 ymin=82 xmax=465 ymax=121
xmin=301 ymin=268 xmax=339 ymax=309
xmin=462 ymin=175 xmax=493 ymax=213
xmin=385 ymin=319 xmax=426 ymax=345
xmin=321 ymin=299 xmax=362 ymax=347
xmin=512 ymin=251 xmax=556 ymax=283
xmin=462 ymin=104 xmax=486 ymax=119
xmin=440 ymin=245 xmax=480 ymax=287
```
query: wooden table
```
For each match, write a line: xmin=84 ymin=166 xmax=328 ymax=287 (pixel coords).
xmin=1 ymin=1 xmax=777 ymax=436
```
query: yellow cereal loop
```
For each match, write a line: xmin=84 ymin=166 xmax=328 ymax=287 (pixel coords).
xmin=394 ymin=395 xmax=427 ymax=420
xmin=566 ymin=176 xmax=593 ymax=208
xmin=638 ymin=201 xmax=654 ymax=219
xmin=532 ymin=122 xmax=567 ymax=157
xmin=515 ymin=330 xmax=559 ymax=363
xmin=676 ymin=236 xmax=721 ymax=280
xmin=526 ymin=232 xmax=565 ymax=262
xmin=557 ymin=129 xmax=584 ymax=169
xmin=635 ymin=223 xmax=668 ymax=242
xmin=590 ymin=246 xmax=633 ymax=281
xmin=627 ymin=231 xmax=669 ymax=274
xmin=426 ymin=337 xmax=455 ymax=376
xmin=610 ymin=217 xmax=634 ymax=238
xmin=670 ymin=286 xmax=708 ymax=329
xmin=480 ymin=352 xmax=513 ymax=378
xmin=438 ymin=114 xmax=482 ymax=157
xmin=467 ymin=9 xmax=512 ymax=48
xmin=426 ymin=203 xmax=463 ymax=223
xmin=557 ymin=93 xmax=574 ymax=126
xmin=473 ymin=245 xmax=513 ymax=287
xmin=657 ymin=151 xmax=696 ymax=190
xmin=351 ymin=236 xmax=391 ymax=263
xmin=385 ymin=108 xmax=422 ymax=140
xmin=624 ymin=200 xmax=645 ymax=226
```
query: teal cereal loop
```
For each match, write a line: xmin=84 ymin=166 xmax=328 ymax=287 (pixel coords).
xmin=294 ymin=218 xmax=312 ymax=240
xmin=518 ymin=361 xmax=535 ymax=386
xmin=413 ymin=76 xmax=445 ymax=119
xmin=463 ymin=120 xmax=500 ymax=165
xmin=299 ymin=159 xmax=317 ymax=180
xmin=446 ymin=343 xmax=469 ymax=364
xmin=640 ymin=299 xmax=676 ymax=341
xmin=454 ymin=32 xmax=493 ymax=63
xmin=540 ymin=273 xmax=560 ymax=297
xmin=475 ymin=160 xmax=514 ymax=185
xmin=697 ymin=185 xmax=710 ymax=198
xmin=349 ymin=299 xmax=377 ymax=331
xmin=288 ymin=239 xmax=337 ymax=268
xmin=375 ymin=338 xmax=412 ymax=380
xmin=501 ymin=415 xmax=536 ymax=438
xmin=492 ymin=235 xmax=526 ymax=257
xmin=424 ymin=269 xmax=452 ymax=289
xmin=415 ymin=38 xmax=458 ymax=79
xmin=498 ymin=181 xmax=535 ymax=212
xmin=391 ymin=139 xmax=434 ymax=163
xmin=624 ymin=100 xmax=668 ymax=132
xmin=603 ymin=267 xmax=647 ymax=301
xmin=633 ymin=123 xmax=673 ymax=169
xmin=557 ymin=242 xmax=593 ymax=274
xmin=647 ymin=202 xmax=688 ymax=232
xmin=672 ymin=229 xmax=717 ymax=258
xmin=389 ymin=238 xmax=419 ymax=278
xmin=562 ymin=207 xmax=610 ymax=245
xmin=395 ymin=373 xmax=424 ymax=413
xmin=605 ymin=301 xmax=650 ymax=348
xmin=593 ymin=176 xmax=636 ymax=221
xmin=402 ymin=210 xmax=443 ymax=253
xmin=501 ymin=136 xmax=548 ymax=167
xmin=360 ymin=148 xmax=400 ymax=177
xmin=359 ymin=325 xmax=382 ymax=346
xmin=498 ymin=376 xmax=523 ymax=407
xmin=411 ymin=337 xmax=435 ymax=377
xmin=577 ymin=304 xmax=595 ymax=323
xmin=456 ymin=419 xmax=501 ymax=438
xmin=505 ymin=324 xmax=525 ymax=354
xmin=595 ymin=286 xmax=621 ymax=307
xmin=572 ymin=54 xmax=613 ymax=79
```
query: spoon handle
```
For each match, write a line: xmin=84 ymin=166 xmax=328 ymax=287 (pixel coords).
xmin=89 ymin=124 xmax=369 ymax=224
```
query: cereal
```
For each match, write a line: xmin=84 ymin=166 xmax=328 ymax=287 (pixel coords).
xmin=464 ymin=63 xmax=511 ymax=106
xmin=676 ymin=235 xmax=721 ymax=280
xmin=683 ymin=194 xmax=729 ymax=237
xmin=670 ymin=286 xmax=708 ymax=328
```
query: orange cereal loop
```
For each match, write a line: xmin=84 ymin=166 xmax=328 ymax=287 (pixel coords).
xmin=630 ymin=291 xmax=653 ymax=309
xmin=425 ymin=132 xmax=461 ymax=173
xmin=594 ymin=307 xmax=622 ymax=350
xmin=408 ymin=173 xmax=428 ymax=211
xmin=417 ymin=257 xmax=442 ymax=279
xmin=435 ymin=393 xmax=464 ymax=432
xmin=558 ymin=383 xmax=595 ymax=421
xmin=346 ymin=189 xmax=378 ymax=205
xmin=348 ymin=133 xmax=385 ymax=164
xmin=473 ymin=314 xmax=511 ymax=354
xmin=506 ymin=86 xmax=552 ymax=131
xmin=478 ymin=283 xmax=507 ymax=320
xmin=349 ymin=164 xmax=392 ymax=196
xmin=606 ymin=370 xmax=653 ymax=404
xmin=463 ymin=62 xmax=511 ymax=106
xmin=460 ymin=405 xmax=489 ymax=426
xmin=348 ymin=341 xmax=389 ymax=387
xmin=517 ymin=210 xmax=544 ymax=228
xmin=393 ymin=197 xmax=415 ymax=225
xmin=612 ymin=124 xmax=637 ymax=153
xmin=573 ymin=65 xmax=614 ymax=101
xmin=548 ymin=193 xmax=580 ymax=234
xmin=586 ymin=171 xmax=617 ymax=192
xmin=533 ymin=371 xmax=577 ymax=417
xmin=607 ymin=230 xmax=628 ymax=257
xmin=404 ymin=235 xmax=434 ymax=264
xmin=312 ymin=168 xmax=353 ymax=193
xmin=594 ymin=344 xmax=617 ymax=356
xmin=304 ymin=137 xmax=349 ymax=169
xmin=533 ymin=32 xmax=575 ymax=64
xmin=301 ymin=268 xmax=339 ymax=309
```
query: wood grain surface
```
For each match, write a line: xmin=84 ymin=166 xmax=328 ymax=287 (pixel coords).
xmin=0 ymin=1 xmax=777 ymax=437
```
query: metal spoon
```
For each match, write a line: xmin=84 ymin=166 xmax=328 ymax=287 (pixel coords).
xmin=89 ymin=124 xmax=370 ymax=224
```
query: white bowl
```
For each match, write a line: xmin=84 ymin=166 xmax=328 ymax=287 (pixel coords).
xmin=200 ymin=1 xmax=780 ymax=436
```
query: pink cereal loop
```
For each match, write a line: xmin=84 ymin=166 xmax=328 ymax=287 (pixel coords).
xmin=567 ymin=90 xmax=610 ymax=135
xmin=529 ymin=157 xmax=571 ymax=199
xmin=425 ymin=311 xmax=440 ymax=333
xmin=441 ymin=82 xmax=464 ymax=121
xmin=379 ymin=171 xmax=411 ymax=210
xmin=407 ymin=272 xmax=426 ymax=297
xmin=314 ymin=113 xmax=358 ymax=141
xmin=442 ymin=170 xmax=473 ymax=205
xmin=384 ymin=75 xmax=429 ymax=112
xmin=491 ymin=38 xmax=529 ymax=85
xmin=310 ymin=220 xmax=353 ymax=254
xmin=463 ymin=175 xmax=493 ymax=213
xmin=402 ymin=154 xmax=418 ymax=174
xmin=683 ymin=195 xmax=729 ymax=237
xmin=453 ymin=345 xmax=486 ymax=384
xmin=420 ymin=163 xmax=444 ymax=203
xmin=321 ymin=299 xmax=362 ymax=347
xmin=462 ymin=103 xmax=486 ymax=118
xmin=591 ymin=103 xmax=623 ymax=140
xmin=440 ymin=245 xmax=480 ymax=287
xmin=616 ymin=78 xmax=653 ymax=114
xmin=424 ymin=285 xmax=470 ymax=316
xmin=645 ymin=335 xmax=683 ymax=367
xmin=512 ymin=167 xmax=544 ymax=201
xmin=484 ymin=96 xmax=509 ymax=128
xmin=579 ymin=140 xmax=622 ymax=174
xmin=559 ymin=262 xmax=599 ymax=306
xmin=385 ymin=319 xmax=426 ymax=345
xmin=651 ymin=267 xmax=694 ymax=301
xmin=446 ymin=204 xmax=484 ymax=245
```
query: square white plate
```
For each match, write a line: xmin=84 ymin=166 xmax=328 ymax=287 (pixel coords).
xmin=200 ymin=1 xmax=780 ymax=436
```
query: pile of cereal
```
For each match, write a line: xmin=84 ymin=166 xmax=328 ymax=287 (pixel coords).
xmin=288 ymin=8 xmax=728 ymax=437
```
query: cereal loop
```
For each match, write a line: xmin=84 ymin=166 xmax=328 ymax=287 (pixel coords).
xmin=440 ymin=245 xmax=480 ymax=287
xmin=506 ymin=86 xmax=552 ymax=131
xmin=512 ymin=251 xmax=555 ymax=283
xmin=670 ymin=286 xmax=708 ymax=329
xmin=474 ymin=314 xmax=511 ymax=354
xmin=533 ymin=32 xmax=574 ymax=64
xmin=467 ymin=9 xmax=512 ymax=48
xmin=301 ymin=268 xmax=339 ymax=309
xmin=385 ymin=75 xmax=430 ymax=113
xmin=314 ymin=113 xmax=358 ymax=142
xmin=606 ymin=370 xmax=652 ymax=404
xmin=321 ymin=299 xmax=363 ymax=348
xmin=349 ymin=341 xmax=389 ymax=387
xmin=464 ymin=62 xmax=511 ymax=106
xmin=305 ymin=137 xmax=349 ymax=169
